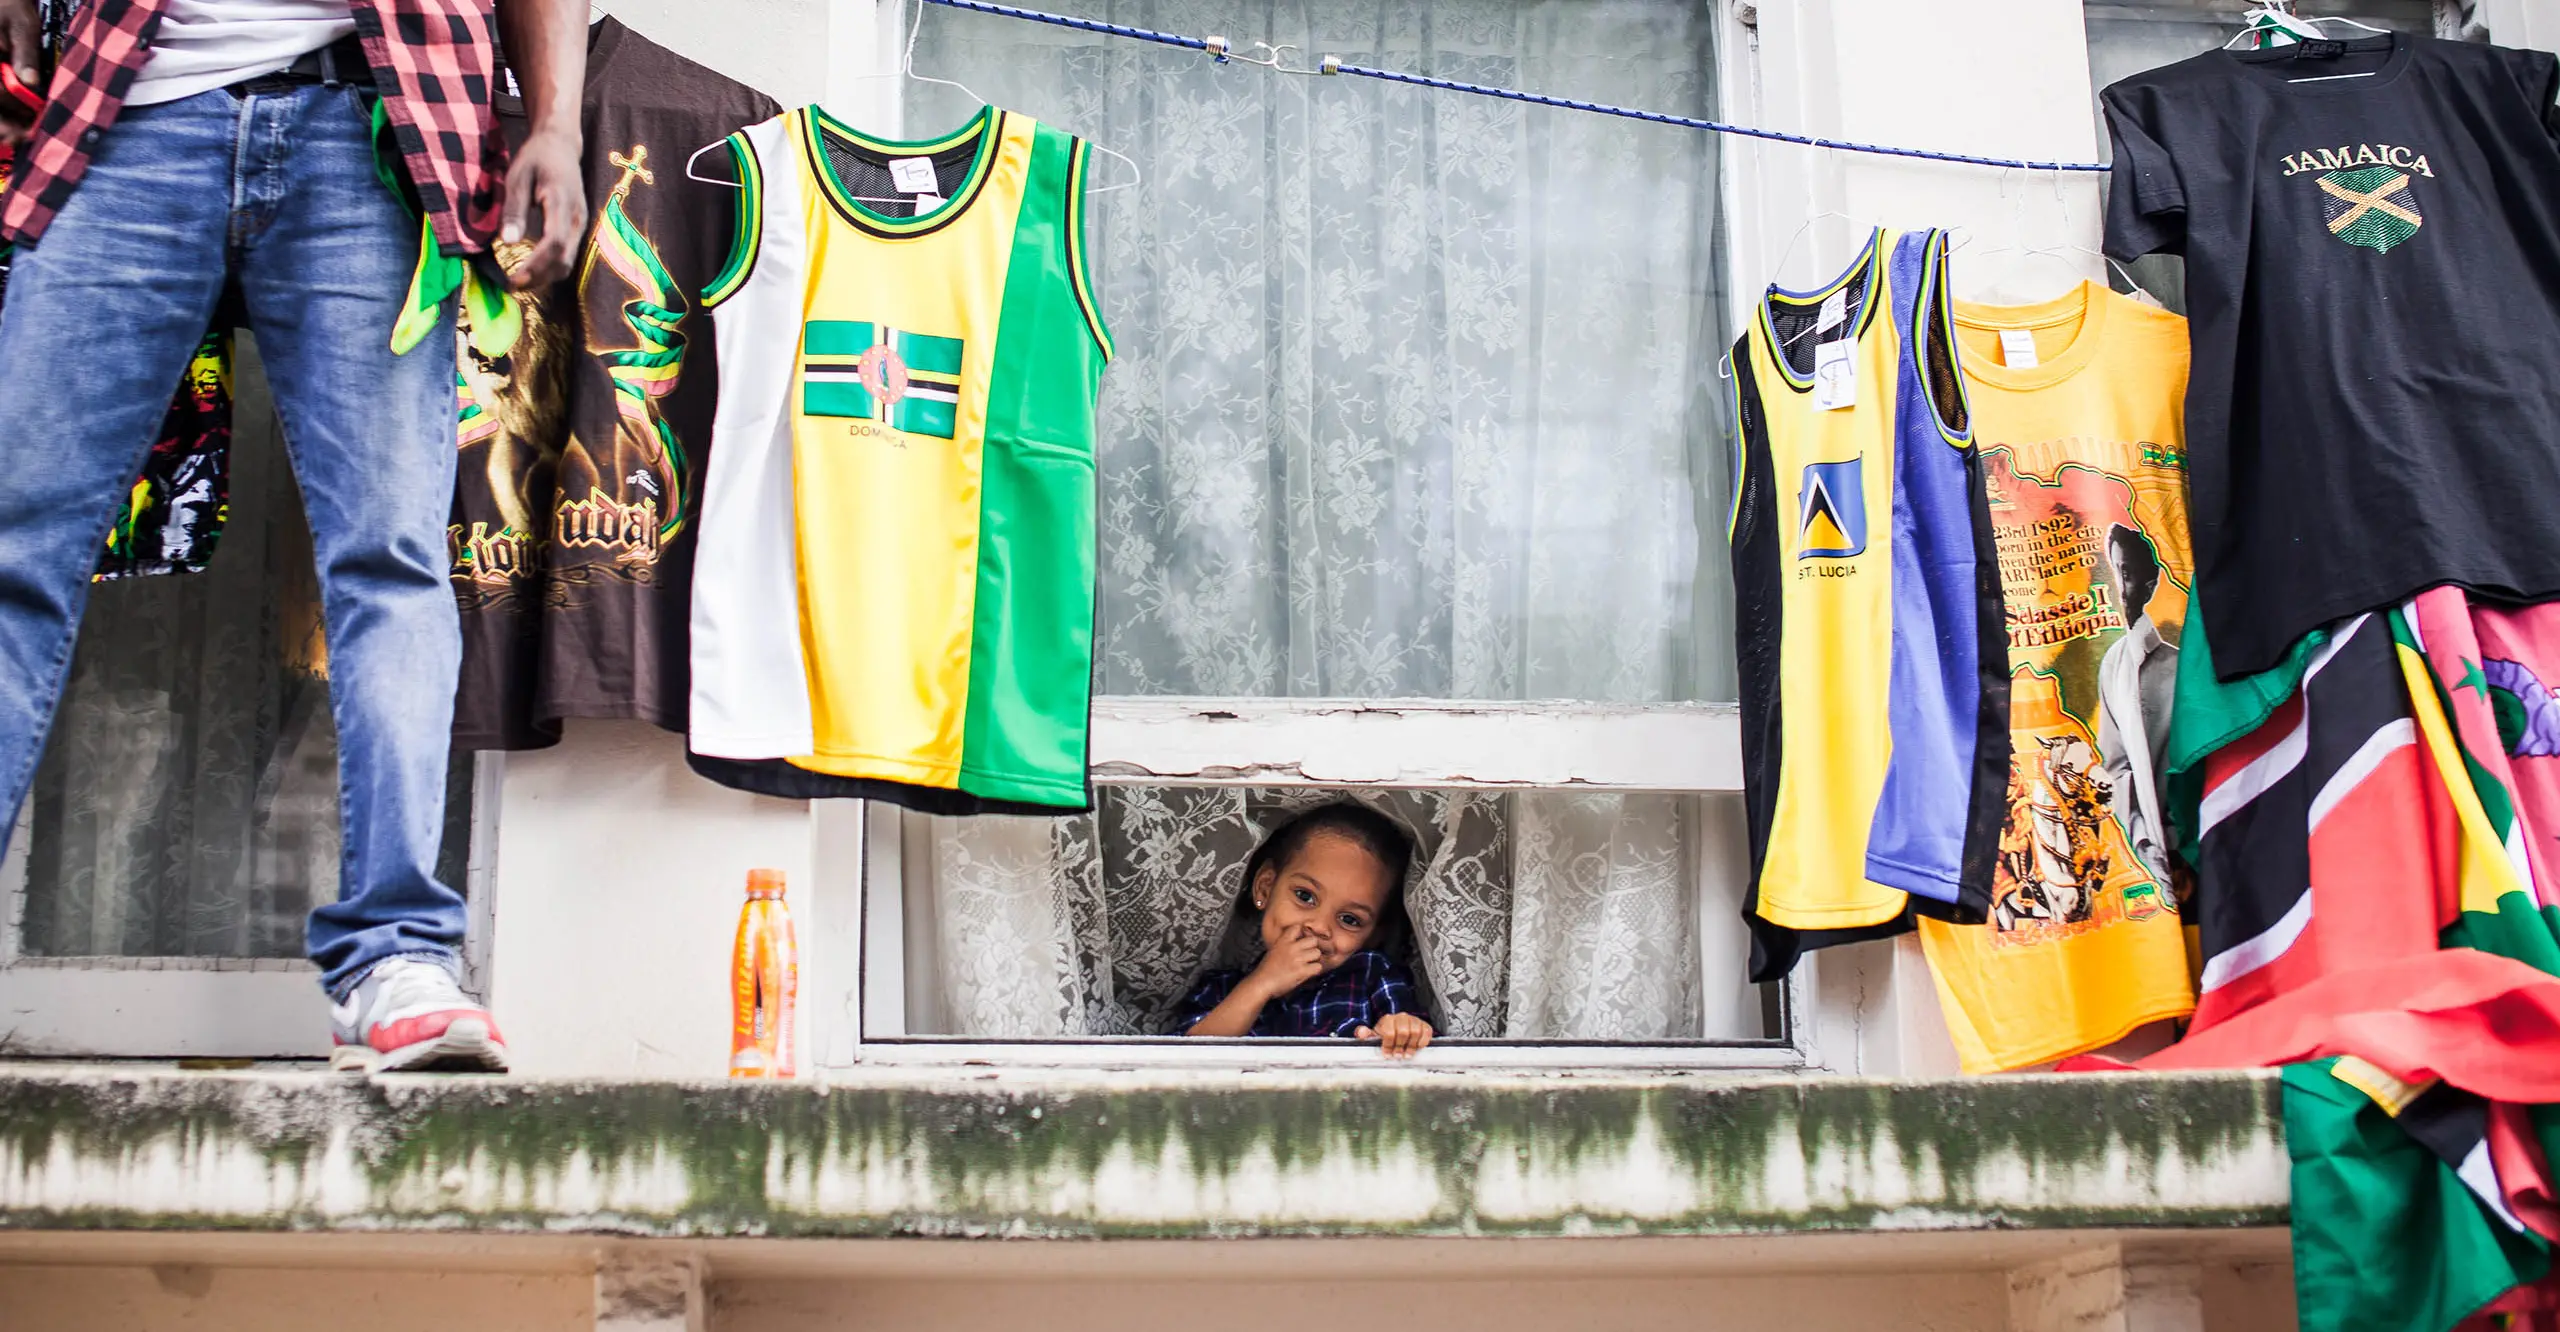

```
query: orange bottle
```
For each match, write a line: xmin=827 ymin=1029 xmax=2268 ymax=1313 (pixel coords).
xmin=728 ymin=868 xmax=798 ymax=1078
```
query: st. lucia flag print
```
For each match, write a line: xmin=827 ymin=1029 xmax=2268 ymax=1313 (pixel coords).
xmin=1797 ymin=456 xmax=1866 ymax=559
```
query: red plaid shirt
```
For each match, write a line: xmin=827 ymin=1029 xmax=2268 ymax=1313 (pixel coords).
xmin=2 ymin=0 xmax=506 ymax=256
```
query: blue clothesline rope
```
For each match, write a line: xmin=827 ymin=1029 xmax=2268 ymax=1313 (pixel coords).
xmin=919 ymin=0 xmax=2114 ymax=174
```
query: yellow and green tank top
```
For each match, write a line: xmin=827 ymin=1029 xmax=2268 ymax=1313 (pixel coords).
xmin=689 ymin=104 xmax=1111 ymax=813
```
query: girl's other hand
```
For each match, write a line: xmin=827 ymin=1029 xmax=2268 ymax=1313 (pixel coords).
xmin=1356 ymin=1012 xmax=1434 ymax=1059
xmin=1246 ymin=924 xmax=1324 ymax=998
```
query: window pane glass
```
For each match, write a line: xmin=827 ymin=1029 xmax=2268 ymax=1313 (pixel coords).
xmin=888 ymin=785 xmax=1768 ymax=1042
xmin=914 ymin=0 xmax=1735 ymax=702
xmin=15 ymin=341 xmax=474 ymax=960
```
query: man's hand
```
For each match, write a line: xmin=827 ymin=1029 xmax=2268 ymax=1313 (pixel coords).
xmin=1355 ymin=1012 xmax=1434 ymax=1059
xmin=0 ymin=0 xmax=40 ymax=146
xmin=500 ymin=124 xmax=583 ymax=288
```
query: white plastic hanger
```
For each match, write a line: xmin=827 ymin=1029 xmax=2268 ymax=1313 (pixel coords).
xmin=2223 ymin=3 xmax=2392 ymax=82
xmin=2222 ymin=3 xmax=2324 ymax=48
xmin=687 ymin=0 xmax=1140 ymax=196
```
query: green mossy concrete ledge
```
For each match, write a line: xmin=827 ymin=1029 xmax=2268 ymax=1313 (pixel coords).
xmin=0 ymin=1065 xmax=2286 ymax=1240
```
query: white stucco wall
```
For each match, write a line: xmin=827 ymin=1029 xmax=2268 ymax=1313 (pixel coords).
xmin=0 ymin=1245 xmax=2298 ymax=1332
xmin=486 ymin=0 xmax=879 ymax=1083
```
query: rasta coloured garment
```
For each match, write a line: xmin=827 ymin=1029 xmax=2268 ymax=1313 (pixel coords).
xmin=2102 ymin=34 xmax=2560 ymax=681
xmin=0 ymin=0 xmax=232 ymax=584
xmin=689 ymin=105 xmax=1110 ymax=815
xmin=1916 ymin=282 xmax=2197 ymax=1073
xmin=448 ymin=17 xmax=780 ymax=750
xmin=1727 ymin=227 xmax=2006 ymax=981
xmin=96 ymin=329 xmax=232 ymax=581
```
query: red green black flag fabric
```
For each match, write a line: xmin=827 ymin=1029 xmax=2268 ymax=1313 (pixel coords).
xmin=2078 ymin=588 xmax=2560 ymax=1332
xmin=2287 ymin=1056 xmax=2548 ymax=1332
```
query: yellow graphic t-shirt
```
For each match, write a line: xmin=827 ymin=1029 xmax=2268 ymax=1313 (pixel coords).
xmin=1918 ymin=281 xmax=2198 ymax=1072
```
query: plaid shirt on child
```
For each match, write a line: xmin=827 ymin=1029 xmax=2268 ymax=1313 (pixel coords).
xmin=1169 ymin=951 xmax=1422 ymax=1038
xmin=2 ymin=0 xmax=507 ymax=256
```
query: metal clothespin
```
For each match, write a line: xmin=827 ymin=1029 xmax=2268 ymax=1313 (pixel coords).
xmin=1200 ymin=36 xmax=1327 ymax=77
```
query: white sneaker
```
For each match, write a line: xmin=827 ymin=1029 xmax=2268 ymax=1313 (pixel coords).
xmin=328 ymin=957 xmax=508 ymax=1073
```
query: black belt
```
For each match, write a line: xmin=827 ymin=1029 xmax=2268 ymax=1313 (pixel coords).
xmin=226 ymin=34 xmax=374 ymax=96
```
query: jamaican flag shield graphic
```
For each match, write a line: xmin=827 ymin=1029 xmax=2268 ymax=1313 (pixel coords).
xmin=802 ymin=321 xmax=966 ymax=439
xmin=2319 ymin=165 xmax=2422 ymax=253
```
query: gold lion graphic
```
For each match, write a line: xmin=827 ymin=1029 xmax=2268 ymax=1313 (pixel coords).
xmin=458 ymin=238 xmax=572 ymax=542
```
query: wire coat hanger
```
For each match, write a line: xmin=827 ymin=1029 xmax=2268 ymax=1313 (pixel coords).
xmin=1958 ymin=169 xmax=2161 ymax=307
xmin=1769 ymin=211 xmax=1872 ymax=295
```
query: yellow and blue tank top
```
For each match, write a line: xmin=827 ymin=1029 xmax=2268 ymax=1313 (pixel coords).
xmin=1726 ymin=228 xmax=2007 ymax=980
xmin=689 ymin=104 xmax=1110 ymax=813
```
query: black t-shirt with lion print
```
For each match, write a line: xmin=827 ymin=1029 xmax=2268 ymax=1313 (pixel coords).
xmin=451 ymin=18 xmax=779 ymax=749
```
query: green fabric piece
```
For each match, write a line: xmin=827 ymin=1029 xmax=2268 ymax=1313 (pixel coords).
xmin=371 ymin=97 xmax=513 ymax=359
xmin=392 ymin=211 xmax=462 ymax=355
xmin=957 ymin=123 xmax=1107 ymax=808
xmin=366 ymin=95 xmax=408 ymax=206
xmin=2284 ymin=1059 xmax=2550 ymax=1332
xmin=2161 ymin=589 xmax=2334 ymax=863
xmin=391 ymin=212 xmax=517 ymax=358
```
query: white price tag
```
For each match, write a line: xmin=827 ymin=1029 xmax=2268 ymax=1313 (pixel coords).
xmin=890 ymin=156 xmax=939 ymax=194
xmin=1813 ymin=340 xmax=1857 ymax=411
xmin=1816 ymin=289 xmax=1848 ymax=332
xmin=909 ymin=194 xmax=944 ymax=215
xmin=1998 ymin=328 xmax=2041 ymax=369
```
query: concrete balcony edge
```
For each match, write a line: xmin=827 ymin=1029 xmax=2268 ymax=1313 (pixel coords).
xmin=0 ymin=1064 xmax=2286 ymax=1241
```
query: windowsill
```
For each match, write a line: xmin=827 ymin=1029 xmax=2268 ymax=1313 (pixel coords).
xmin=0 ymin=1061 xmax=2287 ymax=1240
xmin=843 ymin=1037 xmax=1804 ymax=1073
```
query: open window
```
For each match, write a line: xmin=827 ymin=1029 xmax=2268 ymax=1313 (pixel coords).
xmin=851 ymin=0 xmax=1766 ymax=1066
xmin=0 ymin=341 xmax=487 ymax=1059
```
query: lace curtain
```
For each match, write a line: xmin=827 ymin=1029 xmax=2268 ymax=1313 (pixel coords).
xmin=892 ymin=0 xmax=1741 ymax=1040
xmin=15 ymin=344 xmax=471 ymax=960
xmin=900 ymin=788 xmax=1763 ymax=1040
xmin=909 ymin=0 xmax=1733 ymax=702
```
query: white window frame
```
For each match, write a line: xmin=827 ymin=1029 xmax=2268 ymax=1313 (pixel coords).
xmin=0 ymin=754 xmax=503 ymax=1059
xmin=835 ymin=697 xmax=1814 ymax=1072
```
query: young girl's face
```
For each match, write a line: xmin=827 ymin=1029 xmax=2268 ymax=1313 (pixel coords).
xmin=1253 ymin=831 xmax=1394 ymax=974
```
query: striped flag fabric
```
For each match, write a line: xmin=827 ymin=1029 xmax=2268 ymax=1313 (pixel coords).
xmin=2082 ymin=588 xmax=2560 ymax=1332
xmin=2186 ymin=612 xmax=2449 ymax=1028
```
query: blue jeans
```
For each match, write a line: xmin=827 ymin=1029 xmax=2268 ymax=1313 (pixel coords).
xmin=0 ymin=85 xmax=463 ymax=997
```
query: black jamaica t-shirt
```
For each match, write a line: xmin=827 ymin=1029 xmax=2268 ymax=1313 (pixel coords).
xmin=2102 ymin=34 xmax=2560 ymax=680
